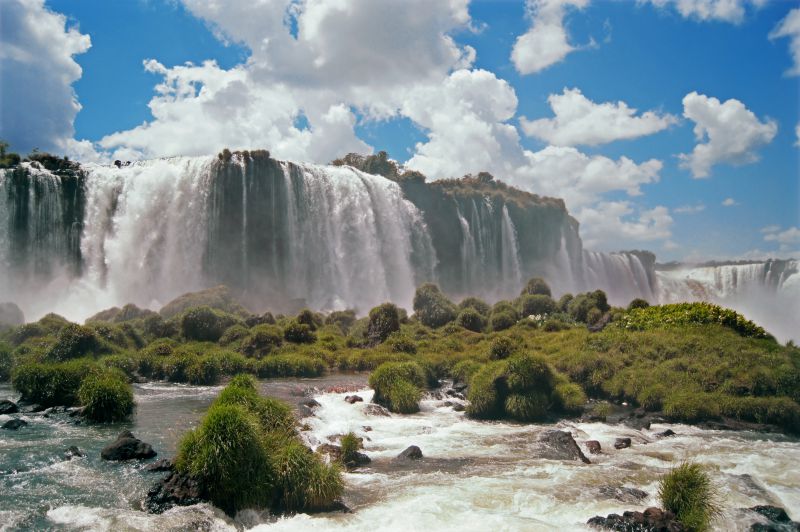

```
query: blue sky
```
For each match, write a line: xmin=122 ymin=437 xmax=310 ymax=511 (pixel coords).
xmin=1 ymin=0 xmax=798 ymax=261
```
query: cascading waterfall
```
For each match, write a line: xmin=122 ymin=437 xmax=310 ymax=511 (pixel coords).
xmin=500 ymin=205 xmax=523 ymax=298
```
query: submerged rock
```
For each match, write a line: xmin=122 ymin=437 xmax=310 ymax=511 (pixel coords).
xmin=144 ymin=458 xmax=175 ymax=472
xmin=298 ymin=398 xmax=321 ymax=417
xmin=598 ymin=485 xmax=649 ymax=504
xmin=363 ymin=404 xmax=391 ymax=417
xmin=395 ymin=445 xmax=423 ymax=461
xmin=0 ymin=400 xmax=19 ymax=415
xmin=345 ymin=395 xmax=363 ymax=404
xmin=101 ymin=431 xmax=157 ymax=461
xmin=747 ymin=505 xmax=800 ymax=531
xmin=2 ymin=419 xmax=27 ymax=430
xmin=585 ymin=440 xmax=602 ymax=454
xmin=146 ymin=470 xmax=206 ymax=514
xmin=656 ymin=429 xmax=676 ymax=438
xmin=614 ymin=438 xmax=632 ymax=450
xmin=587 ymin=506 xmax=685 ymax=531
xmin=537 ymin=430 xmax=591 ymax=464
xmin=63 ymin=446 xmax=85 ymax=460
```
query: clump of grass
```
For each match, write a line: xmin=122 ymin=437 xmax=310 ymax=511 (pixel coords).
xmin=256 ymin=354 xmax=325 ymax=378
xmin=658 ymin=462 xmax=721 ymax=531
xmin=488 ymin=336 xmax=515 ymax=360
xmin=340 ymin=432 xmax=361 ymax=465
xmin=12 ymin=359 xmax=97 ymax=406
xmin=369 ymin=361 xmax=426 ymax=413
xmin=617 ymin=302 xmax=771 ymax=339
xmin=78 ymin=370 xmax=134 ymax=422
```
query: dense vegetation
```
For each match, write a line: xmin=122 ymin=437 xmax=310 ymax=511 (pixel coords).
xmin=175 ymin=375 xmax=342 ymax=515
xmin=2 ymin=277 xmax=798 ymax=433
xmin=659 ymin=462 xmax=720 ymax=531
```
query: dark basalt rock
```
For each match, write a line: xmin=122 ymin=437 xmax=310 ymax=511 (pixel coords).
xmin=345 ymin=452 xmax=372 ymax=468
xmin=587 ymin=506 xmax=685 ymax=531
xmin=656 ymin=429 xmax=676 ymax=438
xmin=298 ymin=398 xmax=322 ymax=417
xmin=317 ymin=443 xmax=343 ymax=462
xmin=747 ymin=505 xmax=800 ymax=531
xmin=0 ymin=400 xmax=19 ymax=415
xmin=363 ymin=404 xmax=391 ymax=417
xmin=63 ymin=446 xmax=85 ymax=460
xmin=395 ymin=445 xmax=423 ymax=461
xmin=2 ymin=419 xmax=27 ymax=430
xmin=614 ymin=437 xmax=632 ymax=450
xmin=146 ymin=470 xmax=206 ymax=514
xmin=345 ymin=395 xmax=363 ymax=404
xmin=144 ymin=458 xmax=175 ymax=472
xmin=585 ymin=440 xmax=602 ymax=454
xmin=537 ymin=430 xmax=591 ymax=464
xmin=101 ymin=431 xmax=157 ymax=461
xmin=599 ymin=485 xmax=649 ymax=503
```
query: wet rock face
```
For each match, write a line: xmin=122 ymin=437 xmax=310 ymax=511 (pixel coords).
xmin=587 ymin=506 xmax=685 ymax=531
xmin=144 ymin=458 xmax=175 ymax=473
xmin=345 ymin=395 xmax=363 ymax=404
xmin=63 ymin=446 xmax=85 ymax=460
xmin=537 ymin=430 xmax=590 ymax=464
xmin=747 ymin=505 xmax=800 ymax=531
xmin=598 ymin=485 xmax=649 ymax=504
xmin=614 ymin=437 xmax=632 ymax=450
xmin=585 ymin=440 xmax=602 ymax=454
xmin=101 ymin=431 xmax=157 ymax=461
xmin=363 ymin=404 xmax=391 ymax=417
xmin=146 ymin=470 xmax=206 ymax=514
xmin=395 ymin=445 xmax=423 ymax=461
xmin=0 ymin=400 xmax=20 ymax=415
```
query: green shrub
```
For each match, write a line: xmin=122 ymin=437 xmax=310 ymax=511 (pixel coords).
xmin=456 ymin=308 xmax=486 ymax=332
xmin=490 ymin=311 xmax=516 ymax=332
xmin=521 ymin=277 xmax=551 ymax=297
xmin=552 ymin=379 xmax=587 ymax=414
xmin=47 ymin=323 xmax=102 ymax=361
xmin=215 ymin=377 xmax=295 ymax=434
xmin=627 ymin=298 xmax=650 ymax=311
xmin=100 ymin=354 xmax=138 ymax=378
xmin=78 ymin=370 xmax=134 ymax=422
xmin=466 ymin=362 xmax=506 ymax=419
xmin=413 ymin=283 xmax=457 ymax=328
xmin=256 ymin=355 xmax=325 ymax=378
xmin=519 ymin=294 xmax=557 ymax=317
xmin=386 ymin=332 xmax=417 ymax=354
xmin=142 ymin=314 xmax=176 ymax=339
xmin=283 ymin=321 xmax=316 ymax=344
xmin=8 ymin=323 xmax=46 ymax=346
xmin=458 ymin=297 xmax=491 ymax=317
xmin=219 ymin=324 xmax=249 ymax=347
xmin=273 ymin=440 xmax=343 ymax=512
xmin=216 ymin=350 xmax=251 ymax=375
xmin=369 ymin=361 xmax=425 ymax=413
xmin=557 ymin=294 xmax=574 ymax=312
xmin=542 ymin=318 xmax=570 ymax=332
xmin=658 ymin=462 xmax=720 ymax=531
xmin=663 ymin=392 xmax=721 ymax=423
xmin=450 ymin=359 xmax=482 ymax=384
xmin=240 ymin=325 xmax=283 ymax=357
xmin=12 ymin=359 xmax=97 ymax=406
xmin=0 ymin=342 xmax=12 ymax=381
xmin=180 ymin=306 xmax=238 ymax=342
xmin=325 ymin=310 xmax=357 ymax=334
xmin=176 ymin=403 xmax=273 ymax=515
xmin=186 ymin=356 xmax=222 ymax=385
xmin=488 ymin=336 xmax=515 ymax=360
xmin=340 ymin=432 xmax=361 ymax=465
xmin=505 ymin=353 xmax=554 ymax=393
xmin=296 ymin=309 xmax=320 ymax=331
xmin=504 ymin=392 xmax=549 ymax=421
xmin=367 ymin=303 xmax=400 ymax=345
xmin=617 ymin=302 xmax=771 ymax=339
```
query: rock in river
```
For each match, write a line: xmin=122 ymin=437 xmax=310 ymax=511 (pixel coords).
xmin=587 ymin=507 xmax=685 ymax=531
xmin=0 ymin=400 xmax=19 ymax=415
xmin=537 ymin=430 xmax=590 ymax=464
xmin=2 ymin=419 xmax=27 ymax=430
xmin=101 ymin=431 xmax=157 ymax=461
xmin=396 ymin=445 xmax=423 ymax=461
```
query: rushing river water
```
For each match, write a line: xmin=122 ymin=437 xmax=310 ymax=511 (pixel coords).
xmin=1 ymin=379 xmax=798 ymax=531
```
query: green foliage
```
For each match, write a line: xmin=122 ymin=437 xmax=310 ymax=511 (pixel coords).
xmin=296 ymin=309 xmax=321 ymax=331
xmin=504 ymin=392 xmax=549 ymax=421
xmin=458 ymin=297 xmax=490 ymax=317
xmin=617 ymin=302 xmax=771 ymax=339
xmin=519 ymin=294 xmax=557 ymax=317
xmin=465 ymin=362 xmax=506 ymax=419
xmin=273 ymin=440 xmax=343 ymax=512
xmin=557 ymin=294 xmax=574 ymax=313
xmin=160 ymin=285 xmax=250 ymax=319
xmin=552 ymin=379 xmax=587 ymax=415
xmin=240 ymin=325 xmax=283 ymax=357
xmin=325 ymin=310 xmax=357 ymax=334
xmin=369 ymin=361 xmax=425 ymax=413
xmin=8 ymin=323 xmax=46 ymax=346
xmin=283 ymin=321 xmax=317 ymax=344
xmin=413 ymin=283 xmax=457 ymax=328
xmin=47 ymin=323 xmax=102 ymax=361
xmin=456 ymin=308 xmax=486 ymax=332
xmin=489 ymin=311 xmax=516 ymax=332
xmin=488 ymin=336 xmax=515 ymax=360
xmin=256 ymin=355 xmax=325 ymax=378
xmin=567 ymin=291 xmax=610 ymax=324
xmin=340 ymin=432 xmax=361 ymax=465
xmin=367 ymin=303 xmax=400 ymax=345
xmin=385 ymin=331 xmax=417 ymax=354
xmin=0 ymin=342 xmax=12 ymax=381
xmin=12 ymin=359 xmax=97 ymax=406
xmin=219 ymin=324 xmax=249 ymax=347
xmin=180 ymin=306 xmax=239 ymax=342
xmin=627 ymin=298 xmax=650 ymax=311
xmin=521 ymin=277 xmax=551 ymax=297
xmin=659 ymin=462 xmax=720 ymax=531
xmin=450 ymin=359 xmax=483 ymax=384
xmin=78 ymin=370 xmax=134 ymax=422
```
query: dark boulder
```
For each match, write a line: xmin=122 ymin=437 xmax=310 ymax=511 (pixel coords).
xmin=345 ymin=395 xmax=364 ymax=404
xmin=585 ymin=440 xmax=602 ymax=455
xmin=0 ymin=400 xmax=19 ymax=415
xmin=395 ymin=445 xmax=423 ymax=461
xmin=144 ymin=458 xmax=175 ymax=472
xmin=101 ymin=431 xmax=157 ymax=461
xmin=298 ymin=398 xmax=321 ymax=417
xmin=317 ymin=443 xmax=343 ymax=462
xmin=2 ymin=419 xmax=28 ymax=430
xmin=345 ymin=452 xmax=372 ymax=468
xmin=63 ymin=446 xmax=85 ymax=460
xmin=363 ymin=404 xmax=391 ymax=417
xmin=614 ymin=437 xmax=632 ymax=450
xmin=656 ymin=429 xmax=676 ymax=438
xmin=587 ymin=507 xmax=685 ymax=531
xmin=747 ymin=505 xmax=800 ymax=532
xmin=145 ymin=470 xmax=206 ymax=514
xmin=537 ymin=430 xmax=591 ymax=464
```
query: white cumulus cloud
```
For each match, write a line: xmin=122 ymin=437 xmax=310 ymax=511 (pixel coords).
xmin=721 ymin=197 xmax=738 ymax=206
xmin=0 ymin=0 xmax=92 ymax=156
xmin=520 ymin=87 xmax=677 ymax=146
xmin=511 ymin=0 xmax=590 ymax=75
xmin=769 ymin=8 xmax=800 ymax=76
xmin=764 ymin=226 xmax=800 ymax=245
xmin=674 ymin=203 xmax=706 ymax=214
xmin=577 ymin=202 xmax=673 ymax=250
xmin=679 ymin=91 xmax=777 ymax=178
xmin=639 ymin=0 xmax=767 ymax=24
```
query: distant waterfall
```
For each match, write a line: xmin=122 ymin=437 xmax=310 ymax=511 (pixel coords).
xmin=500 ymin=205 xmax=523 ymax=297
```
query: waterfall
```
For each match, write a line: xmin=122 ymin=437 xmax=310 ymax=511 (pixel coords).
xmin=582 ymin=250 xmax=656 ymax=305
xmin=500 ymin=205 xmax=523 ymax=299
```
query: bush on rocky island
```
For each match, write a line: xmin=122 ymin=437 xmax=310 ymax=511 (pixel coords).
xmin=369 ymin=361 xmax=426 ymax=414
xmin=658 ymin=462 xmax=720 ymax=531
xmin=78 ymin=370 xmax=134 ymax=422
xmin=413 ymin=283 xmax=457 ymax=328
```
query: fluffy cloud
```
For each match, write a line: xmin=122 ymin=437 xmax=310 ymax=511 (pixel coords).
xmin=764 ymin=226 xmax=800 ymax=245
xmin=639 ymin=0 xmax=767 ymax=23
xmin=679 ymin=91 xmax=777 ymax=178
xmin=576 ymin=202 xmax=673 ymax=249
xmin=0 ymin=0 xmax=91 ymax=155
xmin=520 ymin=87 xmax=677 ymax=146
xmin=511 ymin=0 xmax=590 ymax=75
xmin=721 ymin=197 xmax=738 ymax=206
xmin=769 ymin=8 xmax=800 ymax=76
